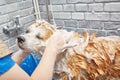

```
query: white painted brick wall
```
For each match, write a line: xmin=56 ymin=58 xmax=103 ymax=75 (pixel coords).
xmin=0 ymin=0 xmax=6 ymax=6
xmin=111 ymin=13 xmax=120 ymax=21
xmin=52 ymin=5 xmax=63 ymax=11
xmin=0 ymin=0 xmax=120 ymax=51
xmin=0 ymin=0 xmax=35 ymax=52
xmin=95 ymin=0 xmax=120 ymax=2
xmin=64 ymin=20 xmax=78 ymax=27
xmin=52 ymin=0 xmax=66 ymax=4
xmin=0 ymin=3 xmax=18 ymax=14
xmin=88 ymin=3 xmax=104 ymax=11
xmin=75 ymin=4 xmax=88 ymax=11
xmin=54 ymin=12 xmax=71 ymax=19
xmin=72 ymin=12 xmax=84 ymax=19
xmin=18 ymin=0 xmax=33 ymax=10
xmin=39 ymin=0 xmax=120 ymax=36
xmin=63 ymin=4 xmax=75 ymax=11
xmin=67 ymin=0 xmax=93 ymax=3
xmin=0 ymin=14 xmax=9 ymax=24
xmin=104 ymin=3 xmax=120 ymax=11
xmin=85 ymin=13 xmax=110 ymax=21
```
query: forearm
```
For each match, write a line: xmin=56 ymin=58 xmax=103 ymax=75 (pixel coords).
xmin=31 ymin=48 xmax=57 ymax=80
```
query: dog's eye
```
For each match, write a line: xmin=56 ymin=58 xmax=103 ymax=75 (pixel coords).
xmin=26 ymin=30 xmax=30 ymax=33
xmin=36 ymin=34 xmax=42 ymax=39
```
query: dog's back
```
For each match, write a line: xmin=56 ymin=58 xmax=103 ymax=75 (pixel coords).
xmin=54 ymin=31 xmax=120 ymax=80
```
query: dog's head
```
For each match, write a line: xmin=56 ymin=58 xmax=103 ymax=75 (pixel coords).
xmin=16 ymin=20 xmax=56 ymax=55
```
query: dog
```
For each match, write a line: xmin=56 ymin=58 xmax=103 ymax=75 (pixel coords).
xmin=16 ymin=20 xmax=120 ymax=80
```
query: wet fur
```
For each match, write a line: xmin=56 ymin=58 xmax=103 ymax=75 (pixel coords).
xmin=17 ymin=20 xmax=120 ymax=80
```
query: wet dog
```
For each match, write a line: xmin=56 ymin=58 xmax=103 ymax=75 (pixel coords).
xmin=17 ymin=20 xmax=56 ymax=57
xmin=16 ymin=20 xmax=120 ymax=80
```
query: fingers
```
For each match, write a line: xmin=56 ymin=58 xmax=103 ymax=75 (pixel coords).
xmin=48 ymin=30 xmax=77 ymax=54
xmin=57 ymin=43 xmax=77 ymax=54
xmin=53 ymin=30 xmax=73 ymax=42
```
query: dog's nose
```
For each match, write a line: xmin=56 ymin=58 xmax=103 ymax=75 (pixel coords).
xmin=17 ymin=36 xmax=25 ymax=42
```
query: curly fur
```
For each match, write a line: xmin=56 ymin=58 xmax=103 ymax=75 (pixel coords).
xmin=17 ymin=20 xmax=120 ymax=80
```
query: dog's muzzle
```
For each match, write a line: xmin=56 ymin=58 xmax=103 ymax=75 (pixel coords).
xmin=17 ymin=35 xmax=25 ymax=43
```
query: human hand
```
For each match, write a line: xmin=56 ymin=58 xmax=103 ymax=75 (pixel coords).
xmin=46 ymin=30 xmax=77 ymax=55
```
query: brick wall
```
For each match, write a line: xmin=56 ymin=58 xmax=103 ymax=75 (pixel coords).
xmin=0 ymin=0 xmax=120 ymax=52
xmin=39 ymin=0 xmax=120 ymax=36
xmin=0 ymin=0 xmax=36 ymax=52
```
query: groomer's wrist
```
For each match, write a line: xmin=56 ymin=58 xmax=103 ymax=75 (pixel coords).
xmin=45 ymin=47 xmax=58 ymax=57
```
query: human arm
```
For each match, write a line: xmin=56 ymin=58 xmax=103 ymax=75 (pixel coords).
xmin=31 ymin=30 xmax=74 ymax=80
xmin=31 ymin=46 xmax=57 ymax=80
xmin=0 ymin=30 xmax=73 ymax=80
xmin=0 ymin=63 xmax=32 ymax=80
xmin=1 ymin=44 xmax=56 ymax=80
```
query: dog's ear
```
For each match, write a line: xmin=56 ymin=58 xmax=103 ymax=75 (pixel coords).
xmin=83 ymin=30 xmax=89 ymax=42
xmin=90 ymin=33 xmax=97 ymax=41
xmin=37 ymin=20 xmax=57 ymax=31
